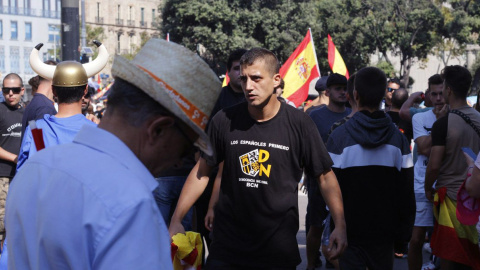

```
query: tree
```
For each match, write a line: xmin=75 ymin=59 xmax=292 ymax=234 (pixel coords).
xmin=86 ymin=25 xmax=105 ymax=59
xmin=315 ymin=0 xmax=444 ymax=86
xmin=161 ymin=0 xmax=317 ymax=73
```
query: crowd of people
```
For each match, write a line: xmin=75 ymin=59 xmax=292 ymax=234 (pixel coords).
xmin=0 ymin=37 xmax=478 ymax=270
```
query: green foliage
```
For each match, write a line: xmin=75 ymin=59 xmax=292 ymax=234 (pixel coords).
xmin=86 ymin=25 xmax=105 ymax=59
xmin=376 ymin=61 xmax=396 ymax=78
xmin=161 ymin=0 xmax=317 ymax=71
xmin=121 ymin=31 xmax=152 ymax=60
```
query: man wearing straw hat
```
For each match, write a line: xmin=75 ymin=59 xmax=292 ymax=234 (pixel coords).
xmin=170 ymin=48 xmax=347 ymax=269
xmin=5 ymin=39 xmax=220 ymax=269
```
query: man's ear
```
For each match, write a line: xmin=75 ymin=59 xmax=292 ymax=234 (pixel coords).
xmin=52 ymin=87 xmax=58 ymax=98
xmin=353 ymin=89 xmax=359 ymax=103
xmin=272 ymin=73 xmax=281 ymax=89
xmin=146 ymin=115 xmax=175 ymax=144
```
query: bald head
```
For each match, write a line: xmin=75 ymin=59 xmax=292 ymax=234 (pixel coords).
xmin=3 ymin=73 xmax=23 ymax=87
xmin=391 ymin=88 xmax=408 ymax=109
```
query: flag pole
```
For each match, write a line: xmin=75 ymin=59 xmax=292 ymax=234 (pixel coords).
xmin=309 ymin=28 xmax=321 ymax=77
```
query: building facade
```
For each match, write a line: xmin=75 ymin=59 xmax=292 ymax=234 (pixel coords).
xmin=0 ymin=0 xmax=61 ymax=88
xmin=82 ymin=0 xmax=162 ymax=81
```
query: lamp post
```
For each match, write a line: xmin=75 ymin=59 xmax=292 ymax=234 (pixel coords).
xmin=61 ymin=0 xmax=80 ymax=61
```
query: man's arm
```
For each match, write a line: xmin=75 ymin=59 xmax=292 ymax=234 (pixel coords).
xmin=425 ymin=145 xmax=445 ymax=201
xmin=415 ymin=135 xmax=432 ymax=156
xmin=318 ymin=169 xmax=347 ymax=260
xmin=204 ymin=162 xmax=223 ymax=231
xmin=0 ymin=148 xmax=17 ymax=164
xmin=399 ymin=92 xmax=423 ymax=121
xmin=169 ymin=158 xmax=212 ymax=237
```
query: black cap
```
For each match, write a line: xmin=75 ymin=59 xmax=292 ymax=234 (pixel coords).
xmin=315 ymin=76 xmax=329 ymax=92
xmin=327 ymin=73 xmax=347 ymax=87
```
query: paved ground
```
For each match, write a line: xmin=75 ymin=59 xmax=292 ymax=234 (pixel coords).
xmin=296 ymin=191 xmax=430 ymax=270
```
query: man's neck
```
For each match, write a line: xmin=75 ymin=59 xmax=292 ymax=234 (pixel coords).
xmin=327 ymin=101 xmax=346 ymax=113
xmin=389 ymin=107 xmax=400 ymax=113
xmin=55 ymin=101 xmax=82 ymax=118
xmin=248 ymin=96 xmax=282 ymax=122
xmin=36 ymin=83 xmax=54 ymax=102
xmin=357 ymin=105 xmax=378 ymax=113
xmin=229 ymin=84 xmax=243 ymax=94
xmin=448 ymin=98 xmax=468 ymax=110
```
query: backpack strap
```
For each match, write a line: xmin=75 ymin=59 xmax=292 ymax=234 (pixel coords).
xmin=450 ymin=109 xmax=480 ymax=138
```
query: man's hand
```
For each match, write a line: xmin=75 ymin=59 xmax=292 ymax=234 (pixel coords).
xmin=462 ymin=151 xmax=475 ymax=167
xmin=86 ymin=113 xmax=100 ymax=124
xmin=433 ymin=104 xmax=449 ymax=119
xmin=204 ymin=208 xmax=215 ymax=231
xmin=425 ymin=188 xmax=435 ymax=203
xmin=168 ymin=221 xmax=185 ymax=240
xmin=325 ymin=227 xmax=347 ymax=260
xmin=411 ymin=92 xmax=424 ymax=103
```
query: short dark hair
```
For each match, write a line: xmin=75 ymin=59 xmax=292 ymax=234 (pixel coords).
xmin=53 ymin=85 xmax=86 ymax=104
xmin=106 ymin=78 xmax=173 ymax=127
xmin=28 ymin=76 xmax=40 ymax=93
xmin=427 ymin=74 xmax=443 ymax=91
xmin=3 ymin=73 xmax=23 ymax=87
xmin=391 ymin=88 xmax=409 ymax=109
xmin=240 ymin=48 xmax=280 ymax=76
xmin=355 ymin=67 xmax=387 ymax=109
xmin=227 ymin=49 xmax=247 ymax=72
xmin=347 ymin=73 xmax=356 ymax=98
xmin=441 ymin=65 xmax=472 ymax=99
xmin=387 ymin=77 xmax=401 ymax=86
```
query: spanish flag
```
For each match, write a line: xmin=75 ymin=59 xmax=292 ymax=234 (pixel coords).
xmin=431 ymin=187 xmax=480 ymax=269
xmin=280 ymin=29 xmax=320 ymax=107
xmin=328 ymin=34 xmax=349 ymax=79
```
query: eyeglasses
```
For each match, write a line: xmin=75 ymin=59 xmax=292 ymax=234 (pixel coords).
xmin=387 ymin=87 xmax=398 ymax=92
xmin=2 ymin=87 xmax=22 ymax=94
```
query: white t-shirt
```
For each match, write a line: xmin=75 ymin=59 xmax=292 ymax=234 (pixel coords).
xmin=412 ymin=110 xmax=436 ymax=196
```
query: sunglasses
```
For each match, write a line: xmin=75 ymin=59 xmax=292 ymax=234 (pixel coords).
xmin=2 ymin=87 xmax=22 ymax=94
xmin=387 ymin=87 xmax=398 ymax=92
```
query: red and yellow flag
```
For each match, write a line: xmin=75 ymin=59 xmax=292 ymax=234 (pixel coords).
xmin=328 ymin=34 xmax=349 ymax=79
xmin=280 ymin=29 xmax=320 ymax=107
xmin=222 ymin=72 xmax=230 ymax=87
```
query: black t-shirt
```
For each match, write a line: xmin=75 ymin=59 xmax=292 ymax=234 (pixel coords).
xmin=203 ymin=101 xmax=332 ymax=268
xmin=21 ymin=93 xmax=56 ymax=136
xmin=387 ymin=111 xmax=413 ymax=142
xmin=0 ymin=102 xmax=24 ymax=177
xmin=209 ymin=84 xmax=245 ymax=119
xmin=431 ymin=115 xmax=448 ymax=146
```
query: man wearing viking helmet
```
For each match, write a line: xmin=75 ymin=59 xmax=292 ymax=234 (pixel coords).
xmin=16 ymin=40 xmax=109 ymax=171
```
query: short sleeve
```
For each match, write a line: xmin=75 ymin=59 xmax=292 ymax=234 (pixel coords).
xmin=16 ymin=125 xmax=37 ymax=172
xmin=412 ymin=113 xmax=429 ymax=141
xmin=302 ymin=117 xmax=333 ymax=178
xmin=201 ymin=112 xmax=225 ymax=167
xmin=431 ymin=115 xmax=448 ymax=146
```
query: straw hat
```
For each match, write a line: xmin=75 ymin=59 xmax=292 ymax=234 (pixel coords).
xmin=111 ymin=39 xmax=221 ymax=156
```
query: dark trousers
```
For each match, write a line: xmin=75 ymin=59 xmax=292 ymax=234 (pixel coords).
xmin=339 ymin=242 xmax=394 ymax=270
xmin=205 ymin=258 xmax=296 ymax=270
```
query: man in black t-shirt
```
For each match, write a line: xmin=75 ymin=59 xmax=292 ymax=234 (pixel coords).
xmin=22 ymin=61 xmax=57 ymax=136
xmin=0 ymin=73 xmax=25 ymax=241
xmin=170 ymin=48 xmax=347 ymax=269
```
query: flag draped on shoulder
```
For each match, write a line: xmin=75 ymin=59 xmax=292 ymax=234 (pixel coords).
xmin=280 ymin=29 xmax=320 ymax=107
xmin=328 ymin=34 xmax=349 ymax=78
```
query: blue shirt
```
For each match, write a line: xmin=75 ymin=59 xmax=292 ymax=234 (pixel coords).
xmin=308 ymin=106 xmax=351 ymax=143
xmin=6 ymin=125 xmax=172 ymax=270
xmin=17 ymin=114 xmax=96 ymax=171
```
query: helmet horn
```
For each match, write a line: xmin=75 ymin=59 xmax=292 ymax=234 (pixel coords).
xmin=29 ymin=43 xmax=56 ymax=80
xmin=83 ymin=40 xmax=109 ymax=77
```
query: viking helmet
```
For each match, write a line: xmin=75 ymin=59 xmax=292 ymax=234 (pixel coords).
xmin=30 ymin=40 xmax=108 ymax=87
